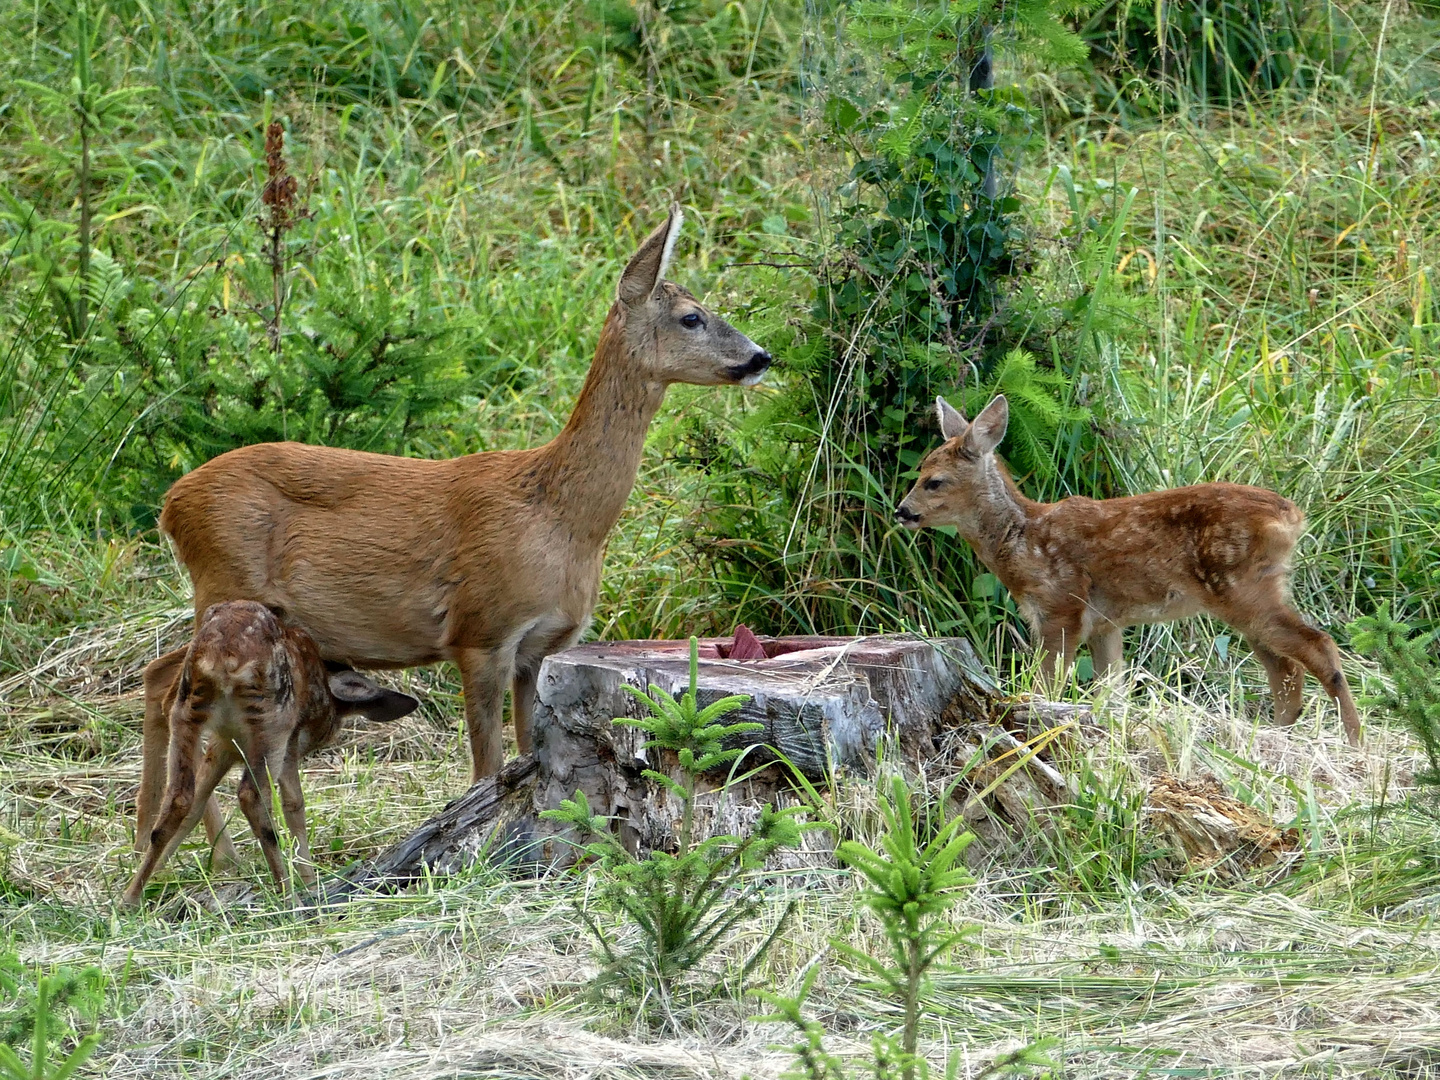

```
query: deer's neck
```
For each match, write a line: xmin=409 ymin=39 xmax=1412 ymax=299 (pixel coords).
xmin=535 ymin=305 xmax=666 ymax=552
xmin=959 ymin=461 xmax=1043 ymax=593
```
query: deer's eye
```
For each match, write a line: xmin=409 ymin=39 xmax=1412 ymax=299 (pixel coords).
xmin=680 ymin=312 xmax=704 ymax=329
xmin=923 ymin=478 xmax=944 ymax=491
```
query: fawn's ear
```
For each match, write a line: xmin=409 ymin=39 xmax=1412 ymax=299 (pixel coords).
xmin=617 ymin=203 xmax=683 ymax=305
xmin=966 ymin=395 xmax=1009 ymax=455
xmin=936 ymin=396 xmax=968 ymax=441
xmin=328 ymin=671 xmax=420 ymax=723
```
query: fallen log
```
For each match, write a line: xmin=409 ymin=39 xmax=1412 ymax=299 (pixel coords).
xmin=331 ymin=755 xmax=542 ymax=898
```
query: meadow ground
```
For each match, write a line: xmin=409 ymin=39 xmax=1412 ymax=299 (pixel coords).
xmin=2 ymin=595 xmax=1437 ymax=1078
xmin=4 ymin=0 xmax=1440 ymax=1075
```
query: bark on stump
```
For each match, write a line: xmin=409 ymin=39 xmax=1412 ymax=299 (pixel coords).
xmin=336 ymin=634 xmax=997 ymax=892
xmin=532 ymin=635 xmax=995 ymax=857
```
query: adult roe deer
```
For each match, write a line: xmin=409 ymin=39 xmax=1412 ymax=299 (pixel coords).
xmin=895 ymin=395 xmax=1362 ymax=744
xmin=123 ymin=601 xmax=418 ymax=906
xmin=136 ymin=205 xmax=772 ymax=858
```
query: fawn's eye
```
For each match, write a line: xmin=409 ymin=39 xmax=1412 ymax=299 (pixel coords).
xmin=923 ymin=477 xmax=944 ymax=491
xmin=680 ymin=312 xmax=704 ymax=329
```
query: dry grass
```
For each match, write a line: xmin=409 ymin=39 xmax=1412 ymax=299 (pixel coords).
xmin=3 ymin=604 xmax=1439 ymax=1079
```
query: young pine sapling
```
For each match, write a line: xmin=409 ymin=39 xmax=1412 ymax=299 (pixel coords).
xmin=1348 ymin=605 xmax=1440 ymax=787
xmin=757 ymin=775 xmax=1053 ymax=1080
xmin=543 ymin=637 xmax=809 ymax=1021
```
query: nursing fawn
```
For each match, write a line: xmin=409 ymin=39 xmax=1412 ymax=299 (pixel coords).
xmin=895 ymin=395 xmax=1361 ymax=744
xmin=123 ymin=601 xmax=418 ymax=906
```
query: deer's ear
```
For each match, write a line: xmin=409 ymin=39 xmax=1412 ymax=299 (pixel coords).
xmin=967 ymin=395 xmax=1009 ymax=455
xmin=936 ymin=396 xmax=968 ymax=441
xmin=328 ymin=671 xmax=420 ymax=723
xmin=617 ymin=203 xmax=683 ymax=305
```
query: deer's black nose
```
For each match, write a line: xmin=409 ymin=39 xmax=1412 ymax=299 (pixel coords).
xmin=896 ymin=503 xmax=920 ymax=524
xmin=730 ymin=349 xmax=773 ymax=384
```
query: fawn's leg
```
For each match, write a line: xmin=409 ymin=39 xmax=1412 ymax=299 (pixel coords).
xmin=237 ymin=751 xmax=290 ymax=892
xmin=1237 ymin=605 xmax=1361 ymax=745
xmin=457 ymin=646 xmax=515 ymax=782
xmin=140 ymin=651 xmax=239 ymax=867
xmin=276 ymin=758 xmax=316 ymax=885
xmin=1036 ymin=616 xmax=1082 ymax=695
xmin=137 ymin=648 xmax=185 ymax=851
xmin=1246 ymin=638 xmax=1305 ymax=727
xmin=1089 ymin=626 xmax=1124 ymax=677
xmin=123 ymin=732 xmax=238 ymax=907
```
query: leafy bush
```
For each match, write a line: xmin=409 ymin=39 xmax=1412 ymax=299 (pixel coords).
xmin=673 ymin=0 xmax=1107 ymax=644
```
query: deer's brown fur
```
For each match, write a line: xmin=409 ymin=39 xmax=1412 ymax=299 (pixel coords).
xmin=896 ymin=394 xmax=1361 ymax=744
xmin=123 ymin=601 xmax=417 ymax=906
xmin=135 ymin=206 xmax=771 ymax=855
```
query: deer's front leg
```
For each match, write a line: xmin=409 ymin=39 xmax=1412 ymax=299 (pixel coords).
xmin=1036 ymin=617 xmax=1082 ymax=692
xmin=512 ymin=619 xmax=581 ymax=757
xmin=457 ymin=646 xmax=515 ymax=782
xmin=510 ymin=666 xmax=539 ymax=758
xmin=1089 ymin=626 xmax=1124 ymax=677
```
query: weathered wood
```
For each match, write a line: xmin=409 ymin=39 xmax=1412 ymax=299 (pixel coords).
xmin=332 ymin=634 xmax=998 ymax=890
xmin=530 ymin=634 xmax=997 ymax=856
xmin=326 ymin=755 xmax=540 ymax=899
xmin=1144 ymin=773 xmax=1300 ymax=878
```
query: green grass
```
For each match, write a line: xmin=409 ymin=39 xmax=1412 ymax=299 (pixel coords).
xmin=4 ymin=0 xmax=1440 ymax=1075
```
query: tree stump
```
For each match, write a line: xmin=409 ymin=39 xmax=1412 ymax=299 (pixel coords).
xmin=531 ymin=634 xmax=996 ymax=855
xmin=335 ymin=634 xmax=998 ymax=892
xmin=331 ymin=635 xmax=1301 ymax=898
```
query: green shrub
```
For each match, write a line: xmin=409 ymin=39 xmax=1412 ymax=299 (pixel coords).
xmin=675 ymin=0 xmax=1108 ymax=644
xmin=1348 ymin=606 xmax=1440 ymax=789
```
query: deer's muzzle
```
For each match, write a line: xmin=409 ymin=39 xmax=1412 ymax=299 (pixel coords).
xmin=895 ymin=502 xmax=922 ymax=528
xmin=728 ymin=349 xmax=772 ymax=385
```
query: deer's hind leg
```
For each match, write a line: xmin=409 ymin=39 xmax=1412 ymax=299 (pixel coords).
xmin=139 ymin=649 xmax=239 ymax=869
xmin=1220 ymin=587 xmax=1361 ymax=745
xmin=1247 ymin=639 xmax=1305 ymax=727
xmin=237 ymin=748 xmax=293 ymax=892
xmin=123 ymin=726 xmax=240 ymax=907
